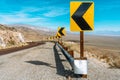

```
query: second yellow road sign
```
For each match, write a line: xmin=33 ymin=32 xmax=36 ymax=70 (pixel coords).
xmin=57 ymin=27 xmax=66 ymax=36
xmin=70 ymin=2 xmax=94 ymax=31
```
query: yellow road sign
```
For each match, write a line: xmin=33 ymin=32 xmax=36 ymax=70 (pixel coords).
xmin=56 ymin=32 xmax=61 ymax=38
xmin=57 ymin=27 xmax=66 ymax=36
xmin=70 ymin=2 xmax=94 ymax=31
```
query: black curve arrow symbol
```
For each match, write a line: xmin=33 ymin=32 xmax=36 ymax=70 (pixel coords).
xmin=72 ymin=3 xmax=92 ymax=30
xmin=58 ymin=27 xmax=64 ymax=36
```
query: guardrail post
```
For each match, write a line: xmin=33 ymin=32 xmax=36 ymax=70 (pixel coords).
xmin=68 ymin=50 xmax=74 ymax=57
xmin=64 ymin=47 xmax=68 ymax=51
xmin=74 ymin=58 xmax=87 ymax=78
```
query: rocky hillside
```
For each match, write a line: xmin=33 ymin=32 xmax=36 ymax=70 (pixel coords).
xmin=0 ymin=24 xmax=57 ymax=49
xmin=0 ymin=24 xmax=25 ymax=48
xmin=10 ymin=24 xmax=56 ymax=41
xmin=14 ymin=26 xmax=48 ymax=42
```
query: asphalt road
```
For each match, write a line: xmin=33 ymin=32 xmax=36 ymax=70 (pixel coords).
xmin=0 ymin=42 xmax=120 ymax=80
xmin=0 ymin=42 xmax=72 ymax=80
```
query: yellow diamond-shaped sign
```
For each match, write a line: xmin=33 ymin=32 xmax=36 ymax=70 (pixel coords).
xmin=70 ymin=2 xmax=94 ymax=31
xmin=57 ymin=27 xmax=66 ymax=36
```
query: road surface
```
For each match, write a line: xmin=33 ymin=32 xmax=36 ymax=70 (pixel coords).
xmin=0 ymin=42 xmax=120 ymax=80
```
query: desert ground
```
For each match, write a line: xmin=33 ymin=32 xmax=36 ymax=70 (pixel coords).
xmin=63 ymin=34 xmax=120 ymax=68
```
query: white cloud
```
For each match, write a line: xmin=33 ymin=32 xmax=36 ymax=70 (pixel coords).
xmin=43 ymin=8 xmax=69 ymax=17
xmin=0 ymin=15 xmax=43 ymax=24
xmin=0 ymin=9 xmax=46 ymax=24
xmin=0 ymin=6 xmax=69 ymax=27
xmin=19 ymin=7 xmax=44 ymax=13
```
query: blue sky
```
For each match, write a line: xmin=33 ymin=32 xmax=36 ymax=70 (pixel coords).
xmin=0 ymin=0 xmax=120 ymax=35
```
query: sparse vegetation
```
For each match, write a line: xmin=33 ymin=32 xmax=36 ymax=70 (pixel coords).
xmin=62 ymin=41 xmax=120 ymax=68
xmin=8 ymin=40 xmax=16 ymax=45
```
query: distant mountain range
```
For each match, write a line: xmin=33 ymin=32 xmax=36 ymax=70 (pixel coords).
xmin=7 ymin=24 xmax=55 ymax=32
xmin=86 ymin=30 xmax=120 ymax=36
xmin=6 ymin=24 xmax=120 ymax=37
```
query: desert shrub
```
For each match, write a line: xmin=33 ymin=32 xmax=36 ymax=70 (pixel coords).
xmin=63 ymin=41 xmax=120 ymax=68
xmin=8 ymin=40 xmax=16 ymax=45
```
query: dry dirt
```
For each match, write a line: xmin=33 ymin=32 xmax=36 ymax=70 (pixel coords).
xmin=63 ymin=34 xmax=120 ymax=68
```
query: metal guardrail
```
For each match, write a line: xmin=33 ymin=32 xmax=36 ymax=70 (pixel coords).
xmin=56 ymin=42 xmax=87 ymax=76
xmin=56 ymin=42 xmax=74 ymax=68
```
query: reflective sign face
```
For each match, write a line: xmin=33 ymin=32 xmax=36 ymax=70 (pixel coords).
xmin=70 ymin=2 xmax=94 ymax=31
xmin=56 ymin=33 xmax=61 ymax=38
xmin=57 ymin=27 xmax=66 ymax=36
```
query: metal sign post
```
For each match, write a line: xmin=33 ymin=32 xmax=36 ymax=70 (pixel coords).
xmin=80 ymin=31 xmax=84 ymax=58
